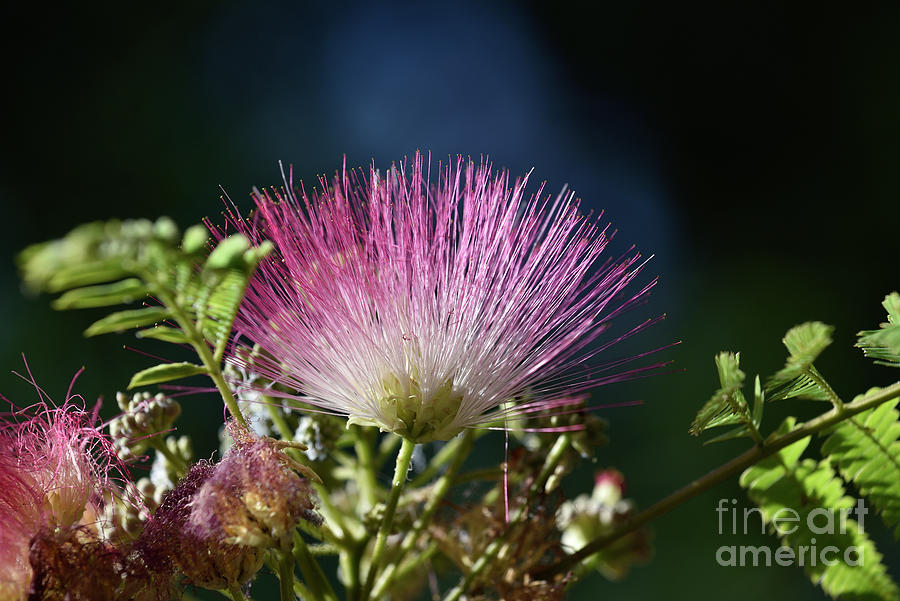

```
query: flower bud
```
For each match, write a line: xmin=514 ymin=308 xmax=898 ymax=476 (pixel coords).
xmin=556 ymin=469 xmax=649 ymax=580
xmin=109 ymin=392 xmax=181 ymax=459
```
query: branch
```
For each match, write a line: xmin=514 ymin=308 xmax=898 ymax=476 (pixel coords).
xmin=535 ymin=380 xmax=900 ymax=578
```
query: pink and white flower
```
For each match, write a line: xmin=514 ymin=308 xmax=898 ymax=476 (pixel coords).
xmin=0 ymin=375 xmax=124 ymax=599
xmin=225 ymin=153 xmax=664 ymax=442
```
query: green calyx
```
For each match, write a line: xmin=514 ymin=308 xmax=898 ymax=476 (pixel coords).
xmin=350 ymin=374 xmax=464 ymax=443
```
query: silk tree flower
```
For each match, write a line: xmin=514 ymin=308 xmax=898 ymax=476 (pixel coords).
xmin=0 ymin=385 xmax=129 ymax=600
xmin=224 ymin=153 xmax=663 ymax=443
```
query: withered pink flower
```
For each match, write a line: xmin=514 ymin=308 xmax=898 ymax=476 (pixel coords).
xmin=188 ymin=435 xmax=321 ymax=549
xmin=136 ymin=429 xmax=318 ymax=592
xmin=225 ymin=153 xmax=664 ymax=442
xmin=0 ymin=379 xmax=125 ymax=600
xmin=137 ymin=460 xmax=266 ymax=592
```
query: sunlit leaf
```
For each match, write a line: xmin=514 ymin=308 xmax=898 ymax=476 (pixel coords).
xmin=84 ymin=307 xmax=169 ymax=337
xmin=766 ymin=322 xmax=834 ymax=402
xmin=52 ymin=279 xmax=148 ymax=310
xmin=822 ymin=389 xmax=900 ymax=537
xmin=741 ymin=418 xmax=899 ymax=600
xmin=857 ymin=293 xmax=900 ymax=367
xmin=128 ymin=362 xmax=208 ymax=389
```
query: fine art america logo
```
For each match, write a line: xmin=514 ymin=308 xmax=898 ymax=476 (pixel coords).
xmin=715 ymin=498 xmax=868 ymax=567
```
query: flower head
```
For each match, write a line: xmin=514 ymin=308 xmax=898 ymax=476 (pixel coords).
xmin=188 ymin=430 xmax=321 ymax=549
xmin=0 ymin=380 xmax=128 ymax=600
xmin=136 ymin=428 xmax=319 ymax=592
xmin=136 ymin=460 xmax=266 ymax=592
xmin=225 ymin=153 xmax=662 ymax=442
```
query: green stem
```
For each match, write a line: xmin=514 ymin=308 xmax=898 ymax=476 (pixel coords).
xmin=441 ymin=434 xmax=571 ymax=601
xmin=313 ymin=481 xmax=360 ymax=541
xmin=343 ymin=541 xmax=364 ymax=601
xmin=227 ymin=583 xmax=247 ymax=601
xmin=293 ymin=532 xmax=340 ymax=601
xmin=277 ymin=545 xmax=295 ymax=601
xmin=150 ymin=282 xmax=248 ymax=429
xmin=452 ymin=467 xmax=504 ymax=485
xmin=266 ymin=398 xmax=295 ymax=441
xmin=535 ymin=379 xmax=900 ymax=579
xmin=307 ymin=542 xmax=340 ymax=556
xmin=534 ymin=434 xmax=571 ymax=495
xmin=354 ymin=425 xmax=380 ymax=511
xmin=372 ymin=430 xmax=475 ymax=598
xmin=393 ymin=541 xmax=439 ymax=584
xmin=293 ymin=580 xmax=313 ymax=601
xmin=194 ymin=337 xmax=249 ymax=430
xmin=360 ymin=436 xmax=416 ymax=601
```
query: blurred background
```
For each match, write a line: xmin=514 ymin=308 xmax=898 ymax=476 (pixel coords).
xmin=1 ymin=1 xmax=898 ymax=599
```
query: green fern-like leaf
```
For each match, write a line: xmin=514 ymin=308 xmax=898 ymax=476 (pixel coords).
xmin=17 ymin=217 xmax=271 ymax=388
xmin=128 ymin=362 xmax=208 ymax=389
xmin=741 ymin=418 xmax=899 ymax=600
xmin=84 ymin=307 xmax=169 ymax=337
xmin=857 ymin=293 xmax=900 ymax=367
xmin=19 ymin=218 xmax=180 ymax=293
xmin=690 ymin=353 xmax=763 ymax=443
xmin=200 ymin=268 xmax=257 ymax=361
xmin=690 ymin=352 xmax=746 ymax=434
xmin=822 ymin=388 xmax=900 ymax=538
xmin=51 ymin=278 xmax=149 ymax=310
xmin=766 ymin=322 xmax=836 ymax=403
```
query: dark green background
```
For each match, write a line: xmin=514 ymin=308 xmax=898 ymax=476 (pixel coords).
xmin=1 ymin=2 xmax=898 ymax=599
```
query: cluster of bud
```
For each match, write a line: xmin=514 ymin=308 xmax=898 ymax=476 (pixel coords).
xmin=556 ymin=470 xmax=650 ymax=580
xmin=109 ymin=392 xmax=181 ymax=460
xmin=98 ymin=477 xmax=161 ymax=542
xmin=102 ymin=399 xmax=191 ymax=544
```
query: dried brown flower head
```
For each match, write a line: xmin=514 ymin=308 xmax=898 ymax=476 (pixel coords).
xmin=189 ymin=432 xmax=321 ymax=550
xmin=136 ymin=460 xmax=264 ymax=592
xmin=135 ymin=430 xmax=320 ymax=593
xmin=27 ymin=526 xmax=151 ymax=601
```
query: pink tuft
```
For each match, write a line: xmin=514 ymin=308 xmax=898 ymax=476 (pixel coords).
xmin=0 ymin=371 xmax=130 ymax=597
xmin=222 ymin=153 xmax=666 ymax=441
